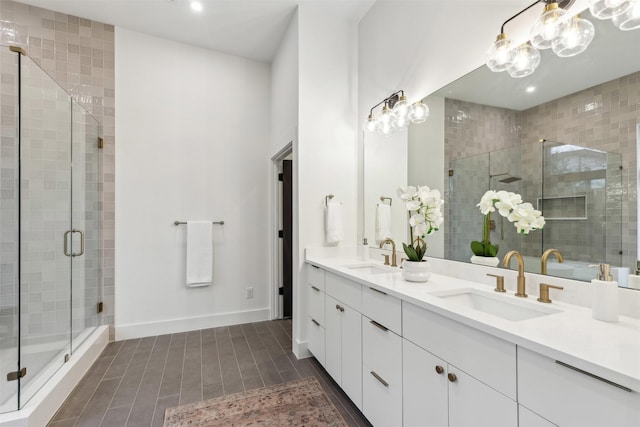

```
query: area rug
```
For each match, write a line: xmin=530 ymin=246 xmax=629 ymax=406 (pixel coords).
xmin=163 ymin=376 xmax=348 ymax=426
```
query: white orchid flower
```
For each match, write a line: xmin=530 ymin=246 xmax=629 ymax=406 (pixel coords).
xmin=397 ymin=186 xmax=418 ymax=200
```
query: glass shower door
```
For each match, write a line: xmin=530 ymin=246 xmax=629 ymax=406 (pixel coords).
xmin=18 ymin=52 xmax=72 ymax=408
xmin=71 ymin=101 xmax=101 ymax=350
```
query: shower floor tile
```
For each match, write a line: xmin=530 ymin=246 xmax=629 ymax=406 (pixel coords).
xmin=47 ymin=319 xmax=371 ymax=427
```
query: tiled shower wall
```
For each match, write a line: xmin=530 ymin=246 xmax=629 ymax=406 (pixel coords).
xmin=0 ymin=0 xmax=115 ymax=327
xmin=445 ymin=71 xmax=638 ymax=271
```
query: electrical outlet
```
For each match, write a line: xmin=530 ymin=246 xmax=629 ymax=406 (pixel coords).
xmin=246 ymin=287 xmax=254 ymax=299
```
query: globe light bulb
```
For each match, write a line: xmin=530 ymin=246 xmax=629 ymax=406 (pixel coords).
xmin=378 ymin=105 xmax=397 ymax=135
xmin=552 ymin=15 xmax=595 ymax=57
xmin=364 ymin=113 xmax=378 ymax=133
xmin=408 ymin=101 xmax=430 ymax=124
xmin=612 ymin=0 xmax=640 ymax=29
xmin=392 ymin=95 xmax=410 ymax=119
xmin=486 ymin=33 xmax=515 ymax=72
xmin=507 ymin=43 xmax=541 ymax=78
xmin=589 ymin=0 xmax=633 ymax=19
xmin=531 ymin=3 xmax=569 ymax=50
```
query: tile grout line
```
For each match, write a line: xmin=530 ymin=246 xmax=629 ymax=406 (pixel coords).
xmin=71 ymin=339 xmax=141 ymax=427
xmin=147 ymin=334 xmax=174 ymax=427
xmin=241 ymin=324 xmax=269 ymax=387
xmin=214 ymin=328 xmax=226 ymax=395
xmin=121 ymin=336 xmax=158 ymax=427
xmin=259 ymin=322 xmax=298 ymax=379
xmin=227 ymin=327 xmax=247 ymax=392
xmin=96 ymin=339 xmax=145 ymax=426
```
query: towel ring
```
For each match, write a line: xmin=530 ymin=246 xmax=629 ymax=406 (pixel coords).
xmin=380 ymin=196 xmax=392 ymax=206
xmin=325 ymin=194 xmax=335 ymax=206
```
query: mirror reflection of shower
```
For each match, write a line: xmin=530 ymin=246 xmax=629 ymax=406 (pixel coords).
xmin=490 ymin=172 xmax=522 ymax=184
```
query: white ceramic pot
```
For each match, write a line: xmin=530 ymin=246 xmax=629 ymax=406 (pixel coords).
xmin=470 ymin=255 xmax=500 ymax=267
xmin=402 ymin=260 xmax=431 ymax=282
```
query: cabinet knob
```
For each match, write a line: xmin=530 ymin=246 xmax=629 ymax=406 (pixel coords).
xmin=339 ymin=306 xmax=345 ymax=312
xmin=447 ymin=373 xmax=457 ymax=383
xmin=336 ymin=304 xmax=340 ymax=310
xmin=435 ymin=365 xmax=444 ymax=374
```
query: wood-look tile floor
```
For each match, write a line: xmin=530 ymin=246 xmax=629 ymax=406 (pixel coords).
xmin=48 ymin=320 xmax=372 ymax=427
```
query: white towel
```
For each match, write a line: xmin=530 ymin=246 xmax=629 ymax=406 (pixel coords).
xmin=186 ymin=221 xmax=213 ymax=287
xmin=325 ymin=201 xmax=343 ymax=244
xmin=375 ymin=203 xmax=392 ymax=244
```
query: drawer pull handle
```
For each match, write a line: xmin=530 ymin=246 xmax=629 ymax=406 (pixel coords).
xmin=555 ymin=361 xmax=632 ymax=392
xmin=335 ymin=304 xmax=345 ymax=312
xmin=311 ymin=285 xmax=320 ymax=292
xmin=369 ymin=320 xmax=388 ymax=332
xmin=311 ymin=319 xmax=320 ymax=326
xmin=311 ymin=265 xmax=320 ymax=269
xmin=370 ymin=371 xmax=389 ymax=387
xmin=435 ymin=365 xmax=444 ymax=374
xmin=447 ymin=373 xmax=457 ymax=383
xmin=369 ymin=286 xmax=387 ymax=295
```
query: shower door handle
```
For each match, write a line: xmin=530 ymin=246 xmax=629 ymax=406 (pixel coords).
xmin=71 ymin=229 xmax=85 ymax=257
xmin=64 ymin=230 xmax=72 ymax=256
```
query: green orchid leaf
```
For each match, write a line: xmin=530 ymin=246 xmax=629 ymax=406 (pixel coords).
xmin=487 ymin=243 xmax=499 ymax=257
xmin=470 ymin=240 xmax=484 ymax=256
xmin=402 ymin=243 xmax=420 ymax=261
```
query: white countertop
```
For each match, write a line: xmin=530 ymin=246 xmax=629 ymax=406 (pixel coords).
xmin=305 ymin=254 xmax=640 ymax=392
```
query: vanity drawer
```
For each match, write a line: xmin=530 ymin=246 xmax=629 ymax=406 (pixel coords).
xmin=307 ymin=263 xmax=325 ymax=292
xmin=362 ymin=316 xmax=402 ymax=427
xmin=307 ymin=283 xmax=324 ymax=325
xmin=518 ymin=347 xmax=640 ymax=427
xmin=402 ymin=301 xmax=516 ymax=400
xmin=362 ymin=285 xmax=401 ymax=335
xmin=325 ymin=272 xmax=361 ymax=311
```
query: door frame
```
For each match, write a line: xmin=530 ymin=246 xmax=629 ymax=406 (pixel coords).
xmin=270 ymin=142 xmax=293 ymax=320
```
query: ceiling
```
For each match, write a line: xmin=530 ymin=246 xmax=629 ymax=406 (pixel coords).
xmin=17 ymin=0 xmax=375 ymax=63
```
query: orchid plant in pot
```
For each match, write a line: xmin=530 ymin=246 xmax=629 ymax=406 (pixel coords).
xmin=470 ymin=190 xmax=545 ymax=266
xmin=398 ymin=185 xmax=444 ymax=282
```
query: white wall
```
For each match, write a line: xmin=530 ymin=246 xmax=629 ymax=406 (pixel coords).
xmin=114 ymin=28 xmax=271 ymax=339
xmin=294 ymin=3 xmax=359 ymax=355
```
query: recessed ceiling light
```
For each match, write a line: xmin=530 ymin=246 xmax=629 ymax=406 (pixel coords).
xmin=526 ymin=86 xmax=536 ymax=93
xmin=190 ymin=1 xmax=203 ymax=12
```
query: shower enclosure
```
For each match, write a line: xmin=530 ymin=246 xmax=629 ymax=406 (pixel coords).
xmin=0 ymin=46 xmax=102 ymax=413
xmin=447 ymin=140 xmax=623 ymax=272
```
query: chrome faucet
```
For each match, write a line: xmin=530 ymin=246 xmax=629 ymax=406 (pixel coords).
xmin=541 ymin=248 xmax=563 ymax=275
xmin=503 ymin=250 xmax=527 ymax=298
xmin=378 ymin=238 xmax=398 ymax=267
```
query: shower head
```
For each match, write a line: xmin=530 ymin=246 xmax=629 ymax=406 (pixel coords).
xmin=489 ymin=172 xmax=522 ymax=184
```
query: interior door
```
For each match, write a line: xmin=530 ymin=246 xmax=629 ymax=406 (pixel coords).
xmin=282 ymin=159 xmax=292 ymax=318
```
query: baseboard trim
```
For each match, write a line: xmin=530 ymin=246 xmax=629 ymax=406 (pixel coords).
xmin=115 ymin=308 xmax=271 ymax=340
xmin=294 ymin=338 xmax=311 ymax=359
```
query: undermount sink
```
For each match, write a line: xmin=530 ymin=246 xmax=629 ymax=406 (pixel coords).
xmin=432 ymin=288 xmax=561 ymax=321
xmin=344 ymin=264 xmax=395 ymax=275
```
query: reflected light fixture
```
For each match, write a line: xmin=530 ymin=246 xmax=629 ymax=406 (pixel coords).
xmin=508 ymin=43 xmax=541 ymax=78
xmin=551 ymin=14 xmax=595 ymax=57
xmin=530 ymin=2 xmax=570 ymax=49
xmin=190 ymin=1 xmax=203 ymax=12
xmin=364 ymin=90 xmax=429 ymax=136
xmin=526 ymin=86 xmax=536 ymax=92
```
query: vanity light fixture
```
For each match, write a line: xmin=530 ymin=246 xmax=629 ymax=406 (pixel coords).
xmin=486 ymin=0 xmax=597 ymax=78
xmin=589 ymin=0 xmax=633 ymax=19
xmin=364 ymin=90 xmax=429 ymax=136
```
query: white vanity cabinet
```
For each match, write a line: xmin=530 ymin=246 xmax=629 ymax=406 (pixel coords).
xmin=362 ymin=315 xmax=403 ymax=427
xmin=518 ymin=405 xmax=557 ymax=427
xmin=325 ymin=294 xmax=362 ymax=410
xmin=402 ymin=301 xmax=518 ymax=427
xmin=306 ymin=264 xmax=325 ymax=366
xmin=518 ymin=347 xmax=640 ymax=427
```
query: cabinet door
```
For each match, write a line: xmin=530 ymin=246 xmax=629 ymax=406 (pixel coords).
xmin=403 ymin=339 xmax=448 ymax=427
xmin=341 ymin=304 xmax=362 ymax=410
xmin=448 ymin=365 xmax=517 ymax=427
xmin=325 ymin=295 xmax=342 ymax=384
xmin=362 ymin=317 xmax=402 ymax=427
xmin=307 ymin=316 xmax=325 ymax=366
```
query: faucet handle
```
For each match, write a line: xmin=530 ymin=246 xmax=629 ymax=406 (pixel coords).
xmin=537 ymin=283 xmax=564 ymax=304
xmin=381 ymin=254 xmax=390 ymax=266
xmin=487 ymin=273 xmax=505 ymax=293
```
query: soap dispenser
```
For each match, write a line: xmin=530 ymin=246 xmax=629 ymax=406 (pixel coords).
xmin=590 ymin=263 xmax=619 ymax=323
xmin=628 ymin=260 xmax=640 ymax=290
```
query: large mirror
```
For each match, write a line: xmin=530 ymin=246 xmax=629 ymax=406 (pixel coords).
xmin=363 ymin=8 xmax=639 ymax=288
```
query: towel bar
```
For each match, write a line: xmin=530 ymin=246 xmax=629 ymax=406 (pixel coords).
xmin=325 ymin=194 xmax=335 ymax=206
xmin=380 ymin=196 xmax=392 ymax=205
xmin=174 ymin=220 xmax=224 ymax=225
